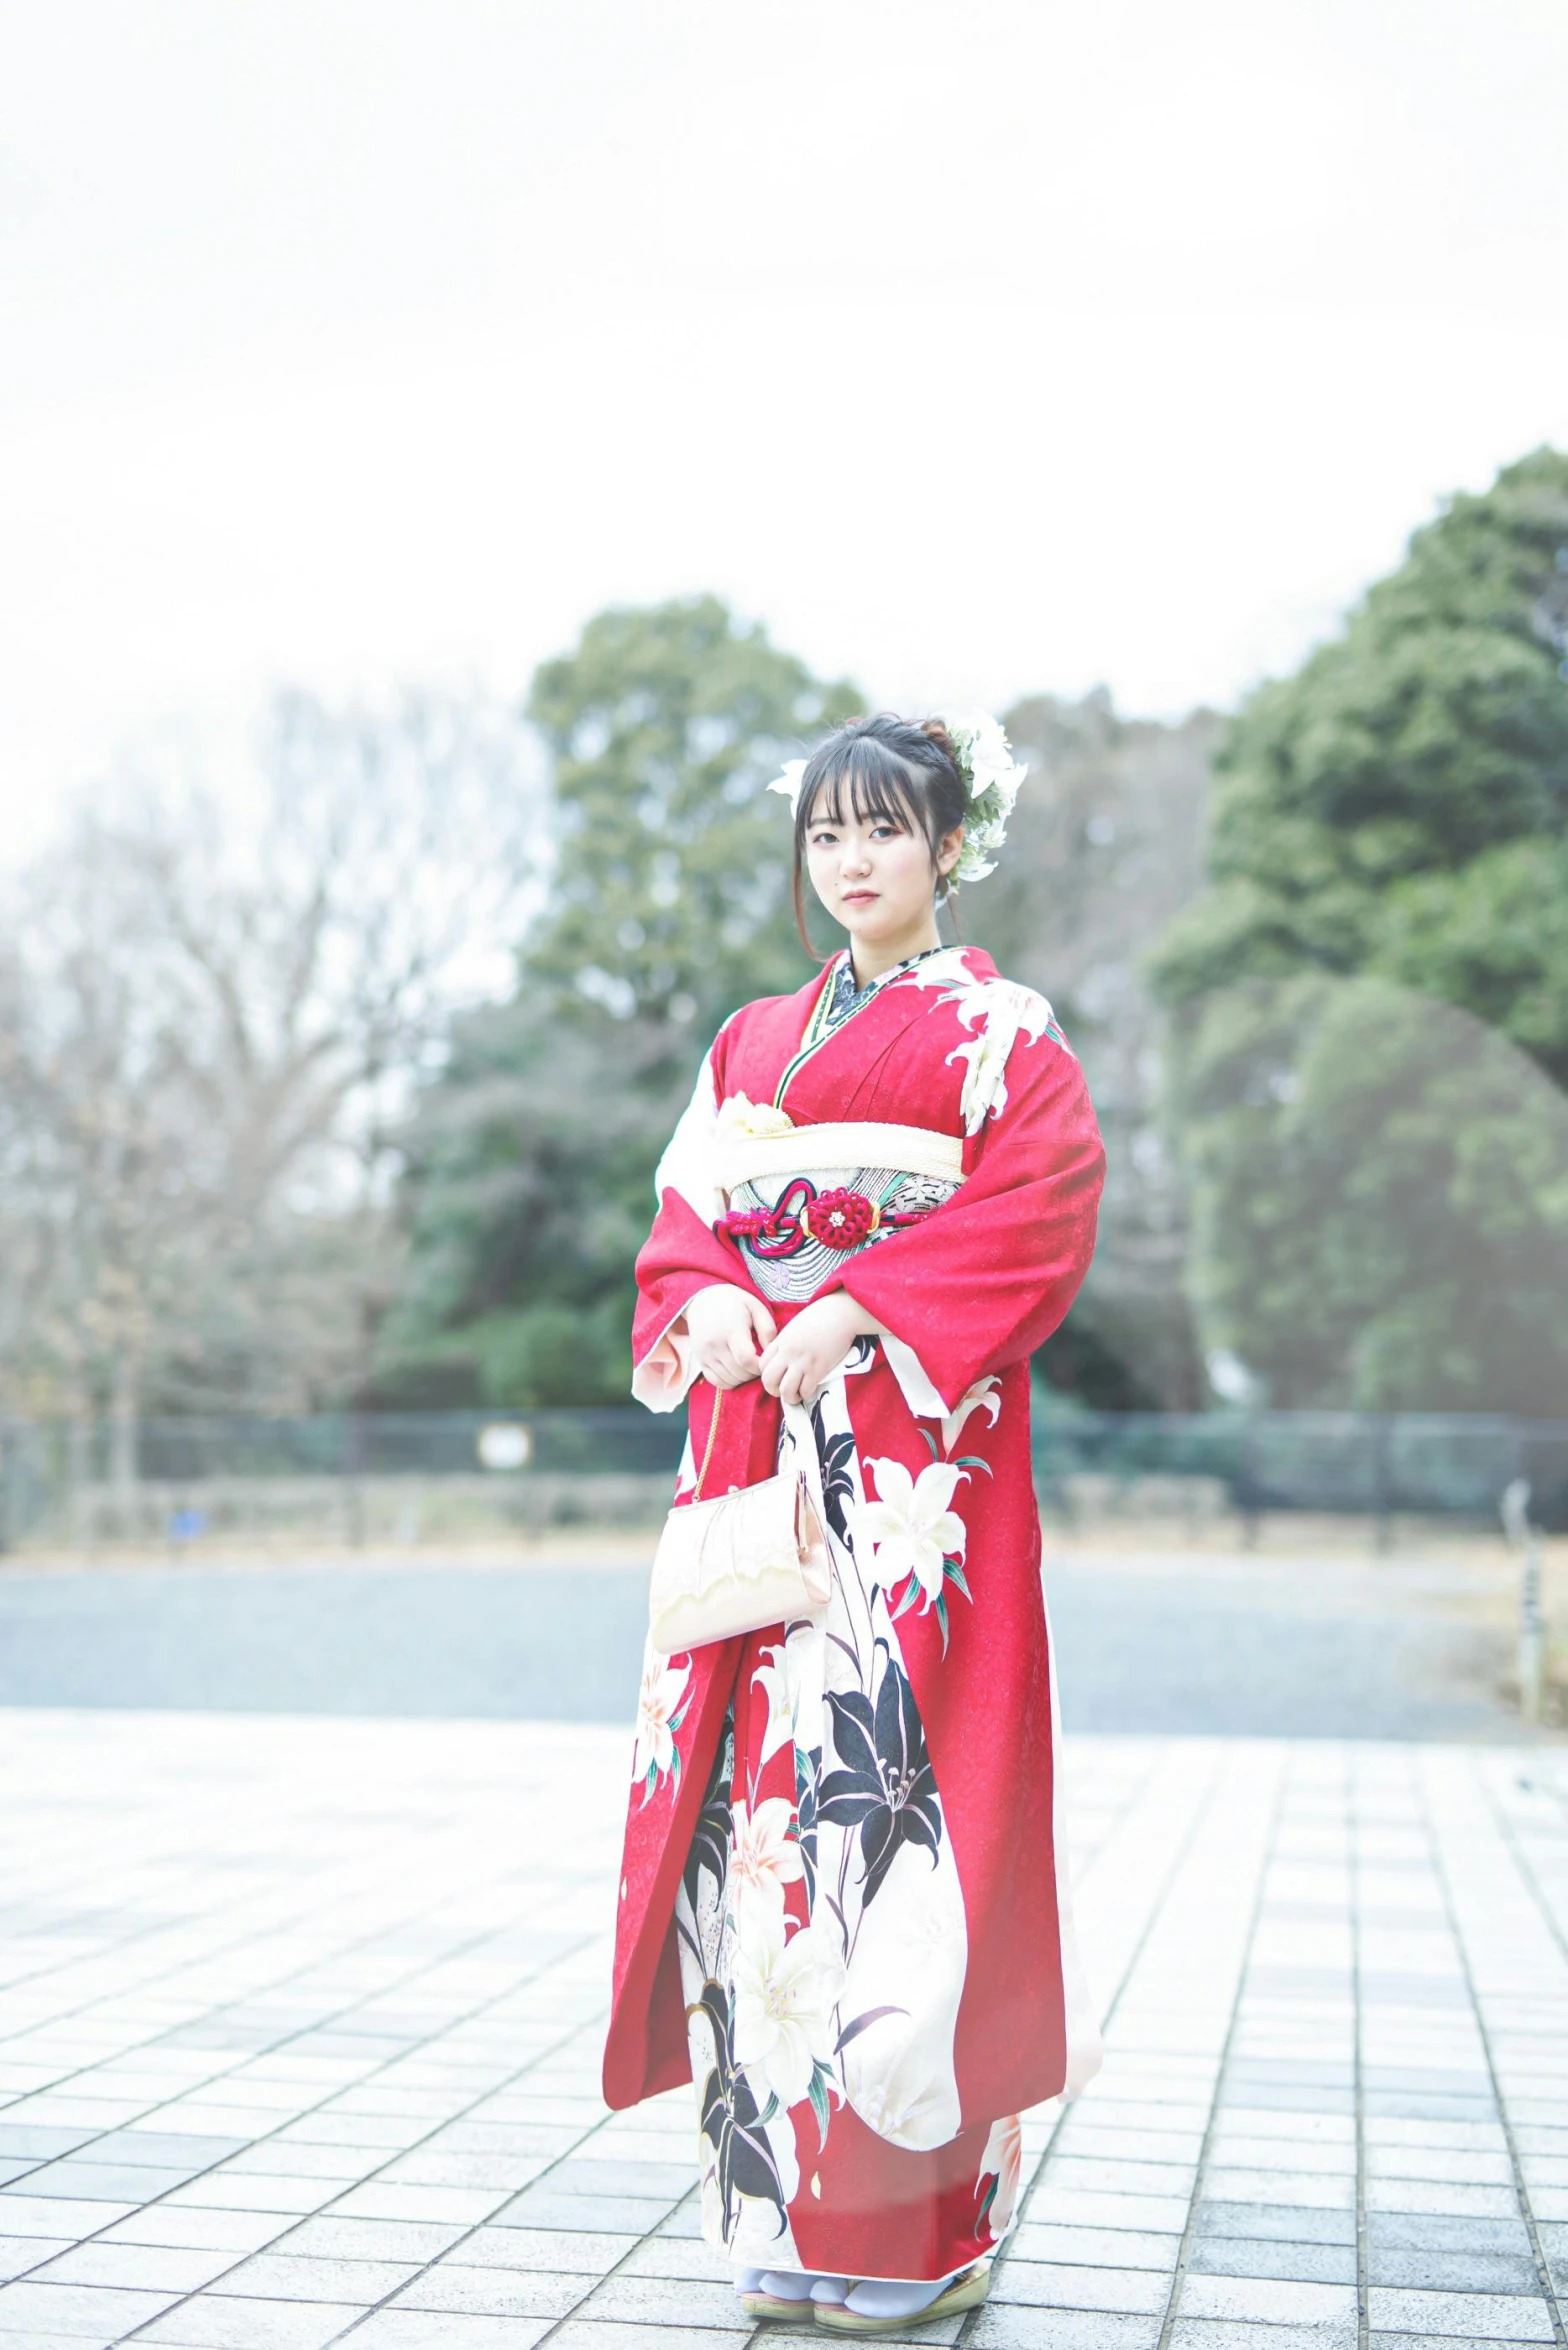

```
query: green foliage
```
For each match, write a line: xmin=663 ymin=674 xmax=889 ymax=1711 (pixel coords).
xmin=1154 ymin=448 xmax=1568 ymax=1411
xmin=380 ymin=599 xmax=859 ymax=1407
xmin=1155 ymin=447 xmax=1568 ymax=1081
xmin=524 ymin=595 xmax=859 ymax=1034
xmin=1174 ymin=976 xmax=1568 ymax=1413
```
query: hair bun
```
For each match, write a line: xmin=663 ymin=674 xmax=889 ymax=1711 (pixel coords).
xmin=920 ymin=717 xmax=959 ymax=765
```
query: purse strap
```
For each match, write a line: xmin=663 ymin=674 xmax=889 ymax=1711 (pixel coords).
xmin=691 ymin=1382 xmax=724 ymax=1500
xmin=690 ymin=1383 xmax=824 ymax=1515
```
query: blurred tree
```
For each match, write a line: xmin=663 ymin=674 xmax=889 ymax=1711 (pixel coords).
xmin=1152 ymin=447 xmax=1568 ymax=1410
xmin=1174 ymin=977 xmax=1568 ymax=1414
xmin=1155 ymin=447 xmax=1568 ymax=1073
xmin=974 ymin=691 xmax=1219 ymax=1409
xmin=380 ymin=597 xmax=860 ymax=1407
xmin=0 ymin=687 xmax=537 ymax=1449
xmin=525 ymin=595 xmax=859 ymax=1030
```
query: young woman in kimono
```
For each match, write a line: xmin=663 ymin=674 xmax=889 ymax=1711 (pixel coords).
xmin=603 ymin=713 xmax=1105 ymax=2333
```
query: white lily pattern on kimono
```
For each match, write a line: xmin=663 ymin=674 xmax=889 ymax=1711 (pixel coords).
xmin=669 ymin=1371 xmax=989 ymax=2255
xmin=907 ymin=951 xmax=1059 ymax=1134
xmin=633 ymin=1654 xmax=691 ymax=1803
xmin=850 ymin=1457 xmax=971 ymax=1644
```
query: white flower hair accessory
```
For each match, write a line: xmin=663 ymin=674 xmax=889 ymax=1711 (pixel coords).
xmin=766 ymin=758 xmax=808 ymax=816
xmin=765 ymin=717 xmax=1026 ymax=888
xmin=943 ymin=712 xmax=1028 ymax=886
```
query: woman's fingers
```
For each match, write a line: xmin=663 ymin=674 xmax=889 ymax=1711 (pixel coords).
xmin=698 ymin=1340 xmax=756 ymax=1388
xmin=744 ymin=1296 xmax=779 ymax=1350
xmin=753 ymin=1329 xmax=833 ymax=1403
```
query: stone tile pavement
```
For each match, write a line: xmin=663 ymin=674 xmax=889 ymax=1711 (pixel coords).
xmin=0 ymin=1710 xmax=1564 ymax=2350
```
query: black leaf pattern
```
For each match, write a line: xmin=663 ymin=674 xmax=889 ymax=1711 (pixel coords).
xmin=794 ymin=1742 xmax=821 ymax=1908
xmin=817 ymin=1643 xmax=943 ymax=1906
xmin=694 ymin=1979 xmax=787 ymax=2237
xmin=682 ymin=1721 xmax=733 ymax=1919
xmin=810 ymin=1409 xmax=859 ymax=1550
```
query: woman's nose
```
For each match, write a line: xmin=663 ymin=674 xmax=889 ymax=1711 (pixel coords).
xmin=840 ymin=841 xmax=872 ymax=877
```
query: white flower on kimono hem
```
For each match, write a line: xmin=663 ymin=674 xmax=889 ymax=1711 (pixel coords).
xmin=632 ymin=1653 xmax=690 ymax=1789
xmin=941 ymin=1376 xmax=1002 ymax=1457
xmin=976 ymin=2112 xmax=1023 ymax=2242
xmin=751 ymin=1642 xmax=796 ymax=1767
xmin=851 ymin=1457 xmax=968 ymax=1611
xmin=729 ymin=1795 xmax=805 ymax=1914
xmin=733 ymin=1910 xmax=843 ymax=2111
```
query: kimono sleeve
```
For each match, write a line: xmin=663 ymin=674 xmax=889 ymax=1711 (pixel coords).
xmin=631 ymin=1035 xmax=753 ymax=1411
xmin=838 ymin=1029 xmax=1104 ymax=1413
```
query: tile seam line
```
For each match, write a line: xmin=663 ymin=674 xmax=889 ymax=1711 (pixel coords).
xmin=32 ymin=1910 xmax=612 ymax=2343
xmin=1149 ymin=1744 xmax=1294 ymax=2350
xmin=1414 ymin=1746 xmax=1567 ymax=2350
xmin=110 ymin=1928 xmax=609 ymax=2346
xmin=0 ymin=1825 xmax=586 ymax=2101
xmin=952 ymin=1738 xmax=1235 ymax=2350
xmin=0 ymin=1855 xmax=603 ymax=2211
xmin=1474 ymin=1752 xmax=1568 ymax=1972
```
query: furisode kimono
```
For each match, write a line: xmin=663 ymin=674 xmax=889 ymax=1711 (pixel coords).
xmin=603 ymin=943 xmax=1105 ymax=2283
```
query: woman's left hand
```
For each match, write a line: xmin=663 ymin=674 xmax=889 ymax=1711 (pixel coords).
xmin=758 ymin=1292 xmax=882 ymax=1407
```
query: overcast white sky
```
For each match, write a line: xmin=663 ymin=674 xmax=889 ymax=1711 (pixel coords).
xmin=3 ymin=0 xmax=1566 ymax=853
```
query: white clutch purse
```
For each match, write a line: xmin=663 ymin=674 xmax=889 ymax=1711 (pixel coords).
xmin=647 ymin=1385 xmax=831 ymax=1654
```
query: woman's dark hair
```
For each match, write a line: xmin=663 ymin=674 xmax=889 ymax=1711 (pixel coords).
xmin=789 ymin=713 xmax=967 ymax=956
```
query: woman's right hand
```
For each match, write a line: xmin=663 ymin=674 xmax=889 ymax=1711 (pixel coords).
xmin=682 ymin=1283 xmax=778 ymax=1389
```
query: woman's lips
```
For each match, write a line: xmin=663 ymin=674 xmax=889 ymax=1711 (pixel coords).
xmin=842 ymin=889 xmax=878 ymax=905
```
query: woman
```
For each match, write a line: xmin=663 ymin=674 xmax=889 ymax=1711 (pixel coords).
xmin=604 ymin=713 xmax=1104 ymax=2333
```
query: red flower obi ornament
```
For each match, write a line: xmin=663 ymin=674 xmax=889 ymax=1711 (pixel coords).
xmin=717 ymin=1178 xmax=912 ymax=1259
xmin=803 ymin=1187 xmax=879 ymax=1247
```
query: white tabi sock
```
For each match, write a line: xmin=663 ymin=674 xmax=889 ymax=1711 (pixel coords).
xmin=734 ymin=2267 xmax=848 ymax=2304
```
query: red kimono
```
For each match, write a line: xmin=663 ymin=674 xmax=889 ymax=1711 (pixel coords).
xmin=605 ymin=945 xmax=1104 ymax=2281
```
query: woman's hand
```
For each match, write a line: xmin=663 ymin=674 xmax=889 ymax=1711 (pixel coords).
xmin=759 ymin=1292 xmax=882 ymax=1408
xmin=682 ymin=1283 xmax=778 ymax=1388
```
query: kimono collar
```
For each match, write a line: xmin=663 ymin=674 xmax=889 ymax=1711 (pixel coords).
xmin=821 ymin=944 xmax=948 ymax=1032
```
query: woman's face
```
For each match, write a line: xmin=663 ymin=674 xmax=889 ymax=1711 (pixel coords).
xmin=803 ymin=783 xmax=963 ymax=952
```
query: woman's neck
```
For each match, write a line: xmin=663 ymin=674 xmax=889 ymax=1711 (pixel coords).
xmin=848 ymin=914 xmax=943 ymax=987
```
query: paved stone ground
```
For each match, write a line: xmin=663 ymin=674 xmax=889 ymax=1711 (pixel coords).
xmin=0 ymin=1715 xmax=1565 ymax=2349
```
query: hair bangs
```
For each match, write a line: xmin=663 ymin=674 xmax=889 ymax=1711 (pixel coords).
xmin=800 ymin=735 xmax=922 ymax=836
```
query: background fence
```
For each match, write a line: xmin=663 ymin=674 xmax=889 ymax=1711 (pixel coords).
xmin=1 ymin=1404 xmax=1564 ymax=1555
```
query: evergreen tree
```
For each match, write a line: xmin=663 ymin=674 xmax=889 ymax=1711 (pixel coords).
xmin=1156 ymin=447 xmax=1568 ymax=1077
xmin=1153 ymin=450 xmax=1568 ymax=1412
xmin=380 ymin=599 xmax=859 ymax=1407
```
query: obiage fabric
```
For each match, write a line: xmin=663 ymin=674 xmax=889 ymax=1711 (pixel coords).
xmin=604 ymin=945 xmax=1105 ymax=2281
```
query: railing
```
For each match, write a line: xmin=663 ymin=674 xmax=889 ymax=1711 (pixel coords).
xmin=1030 ymin=1409 xmax=1568 ymax=1538
xmin=0 ymin=1404 xmax=1563 ymax=1553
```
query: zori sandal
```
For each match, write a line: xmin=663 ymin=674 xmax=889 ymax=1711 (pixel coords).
xmin=814 ymin=2262 xmax=991 ymax=2334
